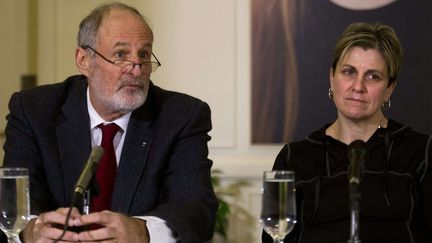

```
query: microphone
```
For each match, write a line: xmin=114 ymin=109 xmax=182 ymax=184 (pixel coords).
xmin=53 ymin=146 xmax=104 ymax=239
xmin=347 ymin=140 xmax=366 ymax=243
xmin=347 ymin=140 xmax=366 ymax=185
xmin=71 ymin=146 xmax=104 ymax=208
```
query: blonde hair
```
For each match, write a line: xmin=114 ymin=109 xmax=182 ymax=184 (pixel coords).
xmin=331 ymin=22 xmax=403 ymax=86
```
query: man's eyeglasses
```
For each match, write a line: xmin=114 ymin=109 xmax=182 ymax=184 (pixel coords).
xmin=84 ymin=45 xmax=161 ymax=73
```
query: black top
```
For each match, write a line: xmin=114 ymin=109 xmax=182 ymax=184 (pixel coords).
xmin=263 ymin=119 xmax=432 ymax=243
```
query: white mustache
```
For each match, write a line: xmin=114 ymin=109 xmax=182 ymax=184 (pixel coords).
xmin=118 ymin=78 xmax=147 ymax=88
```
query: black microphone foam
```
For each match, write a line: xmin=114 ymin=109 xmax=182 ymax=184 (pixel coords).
xmin=71 ymin=146 xmax=104 ymax=208
xmin=347 ymin=140 xmax=366 ymax=185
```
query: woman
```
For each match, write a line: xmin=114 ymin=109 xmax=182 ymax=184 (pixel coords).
xmin=263 ymin=22 xmax=432 ymax=242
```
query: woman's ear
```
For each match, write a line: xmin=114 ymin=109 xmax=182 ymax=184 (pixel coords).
xmin=329 ymin=67 xmax=334 ymax=88
xmin=385 ymin=81 xmax=397 ymax=101
xmin=75 ymin=47 xmax=90 ymax=76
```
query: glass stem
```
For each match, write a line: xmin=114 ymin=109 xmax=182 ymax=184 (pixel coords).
xmin=7 ymin=235 xmax=22 ymax=243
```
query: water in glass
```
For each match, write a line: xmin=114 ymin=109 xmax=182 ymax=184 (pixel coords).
xmin=261 ymin=171 xmax=296 ymax=243
xmin=0 ymin=168 xmax=30 ymax=243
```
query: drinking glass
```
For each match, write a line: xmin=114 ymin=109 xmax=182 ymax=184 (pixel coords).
xmin=0 ymin=168 xmax=30 ymax=243
xmin=260 ymin=170 xmax=296 ymax=243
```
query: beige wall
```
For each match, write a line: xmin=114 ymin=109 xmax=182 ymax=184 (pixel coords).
xmin=1 ymin=1 xmax=282 ymax=241
xmin=0 ymin=0 xmax=33 ymax=161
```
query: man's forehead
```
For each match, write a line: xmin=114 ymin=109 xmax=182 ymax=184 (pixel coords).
xmin=99 ymin=9 xmax=151 ymax=34
xmin=112 ymin=42 xmax=153 ymax=49
xmin=96 ymin=14 xmax=153 ymax=48
xmin=102 ymin=9 xmax=147 ymax=25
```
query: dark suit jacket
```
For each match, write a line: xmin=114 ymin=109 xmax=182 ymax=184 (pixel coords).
xmin=3 ymin=75 xmax=218 ymax=242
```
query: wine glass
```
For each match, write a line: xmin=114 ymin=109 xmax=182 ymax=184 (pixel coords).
xmin=260 ymin=170 xmax=296 ymax=243
xmin=0 ymin=168 xmax=30 ymax=243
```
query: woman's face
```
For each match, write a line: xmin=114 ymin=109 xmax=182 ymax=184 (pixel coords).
xmin=330 ymin=47 xmax=395 ymax=122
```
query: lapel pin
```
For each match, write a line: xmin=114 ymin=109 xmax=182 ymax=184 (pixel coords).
xmin=141 ymin=141 xmax=147 ymax=147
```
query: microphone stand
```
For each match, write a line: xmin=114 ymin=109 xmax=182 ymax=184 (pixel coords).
xmin=83 ymin=177 xmax=100 ymax=214
xmin=83 ymin=190 xmax=91 ymax=215
xmin=347 ymin=183 xmax=361 ymax=243
xmin=69 ymin=176 xmax=99 ymax=234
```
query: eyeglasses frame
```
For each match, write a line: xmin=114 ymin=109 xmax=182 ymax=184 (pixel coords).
xmin=84 ymin=45 xmax=161 ymax=73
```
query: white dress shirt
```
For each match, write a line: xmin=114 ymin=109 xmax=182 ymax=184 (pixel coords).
xmin=87 ymin=89 xmax=176 ymax=242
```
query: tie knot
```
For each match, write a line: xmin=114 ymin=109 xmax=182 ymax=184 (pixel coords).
xmin=98 ymin=123 xmax=120 ymax=142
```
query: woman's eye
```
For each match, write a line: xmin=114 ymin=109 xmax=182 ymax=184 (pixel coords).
xmin=366 ymin=73 xmax=382 ymax=80
xmin=343 ymin=69 xmax=354 ymax=75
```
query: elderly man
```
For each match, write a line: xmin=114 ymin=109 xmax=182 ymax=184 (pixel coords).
xmin=3 ymin=2 xmax=217 ymax=242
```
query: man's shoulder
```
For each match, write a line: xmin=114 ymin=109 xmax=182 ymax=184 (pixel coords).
xmin=150 ymin=83 xmax=205 ymax=105
xmin=148 ymin=82 xmax=209 ymax=113
xmin=18 ymin=75 xmax=86 ymax=101
xmin=141 ymin=83 xmax=211 ymax=131
xmin=9 ymin=75 xmax=87 ymax=119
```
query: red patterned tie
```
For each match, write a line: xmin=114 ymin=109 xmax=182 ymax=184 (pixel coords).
xmin=91 ymin=123 xmax=120 ymax=212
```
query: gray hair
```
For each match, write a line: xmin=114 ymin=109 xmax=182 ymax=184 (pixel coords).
xmin=77 ymin=2 xmax=150 ymax=48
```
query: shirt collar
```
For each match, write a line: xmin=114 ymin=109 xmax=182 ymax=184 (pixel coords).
xmin=86 ymin=88 xmax=131 ymax=132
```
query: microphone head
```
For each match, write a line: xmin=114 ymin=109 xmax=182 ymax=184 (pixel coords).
xmin=347 ymin=140 xmax=366 ymax=184
xmin=88 ymin=146 xmax=104 ymax=172
xmin=348 ymin=140 xmax=367 ymax=151
xmin=71 ymin=146 xmax=104 ymax=208
xmin=74 ymin=146 xmax=104 ymax=192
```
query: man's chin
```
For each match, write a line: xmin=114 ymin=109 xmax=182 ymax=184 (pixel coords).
xmin=114 ymin=96 xmax=146 ymax=112
xmin=121 ymin=85 xmax=144 ymax=92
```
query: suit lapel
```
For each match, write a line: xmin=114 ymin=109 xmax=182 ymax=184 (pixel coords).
xmin=54 ymin=77 xmax=156 ymax=211
xmin=56 ymin=78 xmax=91 ymax=205
xmin=111 ymin=100 xmax=155 ymax=213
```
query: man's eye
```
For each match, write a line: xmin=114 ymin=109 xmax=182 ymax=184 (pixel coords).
xmin=114 ymin=51 xmax=127 ymax=59
xmin=139 ymin=51 xmax=150 ymax=60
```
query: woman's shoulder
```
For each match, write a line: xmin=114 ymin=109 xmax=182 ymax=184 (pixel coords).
xmin=288 ymin=124 xmax=329 ymax=148
xmin=275 ymin=125 xmax=329 ymax=163
xmin=389 ymin=119 xmax=431 ymax=143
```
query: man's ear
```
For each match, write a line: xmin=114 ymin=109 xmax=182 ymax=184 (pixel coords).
xmin=76 ymin=47 xmax=90 ymax=76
